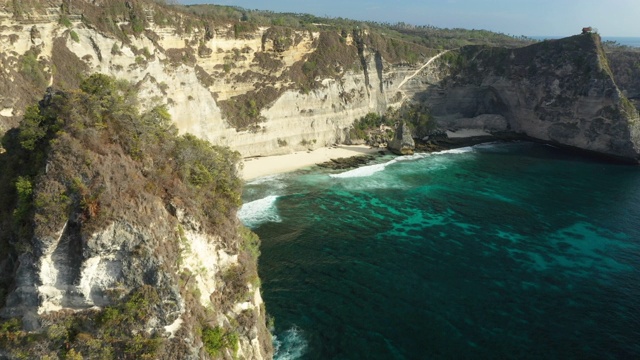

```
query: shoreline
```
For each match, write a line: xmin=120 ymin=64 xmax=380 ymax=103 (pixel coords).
xmin=240 ymin=131 xmax=509 ymax=181
xmin=241 ymin=145 xmax=382 ymax=181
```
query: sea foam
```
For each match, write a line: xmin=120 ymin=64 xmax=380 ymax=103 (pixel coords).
xmin=329 ymin=150 xmax=464 ymax=179
xmin=237 ymin=195 xmax=281 ymax=228
xmin=433 ymin=146 xmax=474 ymax=155
xmin=329 ymin=162 xmax=390 ymax=178
xmin=273 ymin=326 xmax=308 ymax=360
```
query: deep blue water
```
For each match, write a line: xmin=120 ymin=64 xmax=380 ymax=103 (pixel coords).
xmin=239 ymin=142 xmax=640 ymax=359
xmin=601 ymin=36 xmax=640 ymax=47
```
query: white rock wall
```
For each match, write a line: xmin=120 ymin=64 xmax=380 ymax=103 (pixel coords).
xmin=0 ymin=7 xmax=437 ymax=157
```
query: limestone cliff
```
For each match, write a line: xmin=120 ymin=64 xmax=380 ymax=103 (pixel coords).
xmin=0 ymin=77 xmax=272 ymax=359
xmin=0 ymin=0 xmax=439 ymax=158
xmin=1 ymin=1 xmax=636 ymax=162
xmin=388 ymin=121 xmax=415 ymax=155
xmin=0 ymin=2 xmax=638 ymax=358
xmin=607 ymin=49 xmax=640 ymax=111
xmin=421 ymin=34 xmax=640 ymax=161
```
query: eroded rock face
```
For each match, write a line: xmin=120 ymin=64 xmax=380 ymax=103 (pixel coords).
xmin=1 ymin=6 xmax=637 ymax=162
xmin=0 ymin=81 xmax=272 ymax=359
xmin=608 ymin=50 xmax=640 ymax=111
xmin=388 ymin=121 xmax=415 ymax=155
xmin=0 ymin=4 xmax=443 ymax=158
xmin=3 ymin=218 xmax=270 ymax=358
xmin=3 ymin=221 xmax=182 ymax=319
xmin=422 ymin=34 xmax=640 ymax=161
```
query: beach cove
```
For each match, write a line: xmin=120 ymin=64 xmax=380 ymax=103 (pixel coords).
xmin=239 ymin=141 xmax=640 ymax=359
xmin=241 ymin=145 xmax=381 ymax=181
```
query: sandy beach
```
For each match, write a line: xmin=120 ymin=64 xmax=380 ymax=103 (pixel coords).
xmin=241 ymin=145 xmax=381 ymax=181
xmin=241 ymin=129 xmax=494 ymax=181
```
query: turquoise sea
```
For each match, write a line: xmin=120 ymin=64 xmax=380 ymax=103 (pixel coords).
xmin=239 ymin=142 xmax=640 ymax=359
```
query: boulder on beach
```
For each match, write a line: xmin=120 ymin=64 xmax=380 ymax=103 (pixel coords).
xmin=388 ymin=121 xmax=415 ymax=155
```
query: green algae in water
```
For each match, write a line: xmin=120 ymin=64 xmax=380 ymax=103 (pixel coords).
xmin=241 ymin=142 xmax=640 ymax=359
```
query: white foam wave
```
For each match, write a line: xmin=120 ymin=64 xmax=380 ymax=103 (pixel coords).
xmin=273 ymin=326 xmax=308 ymax=360
xmin=472 ymin=142 xmax=502 ymax=150
xmin=394 ymin=152 xmax=431 ymax=162
xmin=329 ymin=162 xmax=389 ymax=178
xmin=472 ymin=142 xmax=521 ymax=153
xmin=433 ymin=146 xmax=474 ymax=155
xmin=330 ymin=153 xmax=428 ymax=179
xmin=330 ymin=149 xmax=476 ymax=179
xmin=246 ymin=174 xmax=289 ymax=193
xmin=237 ymin=195 xmax=281 ymax=228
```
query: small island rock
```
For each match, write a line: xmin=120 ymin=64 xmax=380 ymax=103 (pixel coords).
xmin=388 ymin=121 xmax=415 ymax=155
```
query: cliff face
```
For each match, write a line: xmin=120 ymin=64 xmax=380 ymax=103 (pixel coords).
xmin=0 ymin=1 xmax=438 ymax=157
xmin=0 ymin=77 xmax=272 ymax=359
xmin=1 ymin=2 xmax=636 ymax=161
xmin=607 ymin=49 xmax=640 ymax=111
xmin=420 ymin=34 xmax=640 ymax=161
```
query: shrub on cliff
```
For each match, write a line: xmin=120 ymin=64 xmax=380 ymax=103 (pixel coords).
xmin=0 ymin=74 xmax=248 ymax=358
xmin=290 ymin=31 xmax=360 ymax=92
xmin=202 ymin=326 xmax=239 ymax=357
xmin=349 ymin=112 xmax=395 ymax=142
xmin=0 ymin=72 xmax=243 ymax=257
xmin=349 ymin=105 xmax=435 ymax=145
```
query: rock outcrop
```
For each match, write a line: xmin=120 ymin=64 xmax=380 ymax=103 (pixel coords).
xmin=0 ymin=3 xmax=638 ymax=162
xmin=0 ymin=2 xmax=443 ymax=158
xmin=388 ymin=121 xmax=415 ymax=155
xmin=608 ymin=49 xmax=640 ymax=111
xmin=421 ymin=34 xmax=640 ymax=162
xmin=0 ymin=76 xmax=272 ymax=359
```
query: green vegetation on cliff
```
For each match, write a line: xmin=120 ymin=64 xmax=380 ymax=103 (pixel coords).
xmin=0 ymin=74 xmax=261 ymax=358
xmin=0 ymin=286 xmax=164 ymax=359
xmin=181 ymin=4 xmax=535 ymax=50
xmin=0 ymin=0 xmax=539 ymax=135
xmin=439 ymin=33 xmax=613 ymax=87
xmin=349 ymin=103 xmax=435 ymax=145
xmin=1 ymin=73 xmax=241 ymax=245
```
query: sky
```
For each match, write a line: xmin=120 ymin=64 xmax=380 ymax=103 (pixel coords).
xmin=177 ymin=0 xmax=639 ymax=37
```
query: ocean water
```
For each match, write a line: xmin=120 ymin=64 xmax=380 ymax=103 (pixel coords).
xmin=601 ymin=36 xmax=640 ymax=48
xmin=239 ymin=142 xmax=640 ymax=359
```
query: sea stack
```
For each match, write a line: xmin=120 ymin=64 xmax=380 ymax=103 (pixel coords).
xmin=388 ymin=121 xmax=415 ymax=155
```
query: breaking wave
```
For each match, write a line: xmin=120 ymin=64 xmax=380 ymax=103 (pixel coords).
xmin=329 ymin=148 xmax=473 ymax=179
xmin=329 ymin=161 xmax=390 ymax=178
xmin=273 ymin=326 xmax=308 ymax=360
xmin=237 ymin=195 xmax=281 ymax=228
xmin=432 ymin=146 xmax=474 ymax=155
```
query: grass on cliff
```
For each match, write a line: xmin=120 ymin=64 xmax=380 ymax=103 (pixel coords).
xmin=0 ymin=286 xmax=163 ymax=359
xmin=0 ymin=74 xmax=254 ymax=358
xmin=4 ymin=0 xmax=536 ymax=134
xmin=349 ymin=103 xmax=435 ymax=145
xmin=1 ymin=74 xmax=241 ymax=243
xmin=290 ymin=31 xmax=360 ymax=92
xmin=181 ymin=3 xmax=534 ymax=50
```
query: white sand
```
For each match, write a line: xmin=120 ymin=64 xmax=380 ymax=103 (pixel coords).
xmin=241 ymin=145 xmax=381 ymax=181
xmin=446 ymin=129 xmax=492 ymax=138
